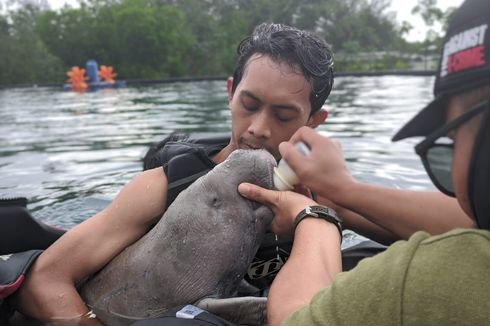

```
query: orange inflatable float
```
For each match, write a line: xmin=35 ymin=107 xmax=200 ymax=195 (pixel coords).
xmin=64 ymin=60 xmax=125 ymax=91
xmin=66 ymin=67 xmax=88 ymax=92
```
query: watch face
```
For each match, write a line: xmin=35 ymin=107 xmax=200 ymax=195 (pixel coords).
xmin=305 ymin=206 xmax=319 ymax=217
xmin=295 ymin=205 xmax=343 ymax=242
xmin=310 ymin=206 xmax=342 ymax=223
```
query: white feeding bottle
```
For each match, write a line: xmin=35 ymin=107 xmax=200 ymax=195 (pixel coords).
xmin=273 ymin=142 xmax=310 ymax=191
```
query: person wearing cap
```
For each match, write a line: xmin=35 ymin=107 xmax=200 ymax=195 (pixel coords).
xmin=238 ymin=0 xmax=490 ymax=324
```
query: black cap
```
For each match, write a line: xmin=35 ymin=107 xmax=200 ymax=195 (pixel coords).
xmin=393 ymin=0 xmax=490 ymax=141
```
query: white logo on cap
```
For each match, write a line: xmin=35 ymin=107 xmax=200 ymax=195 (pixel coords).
xmin=440 ymin=23 xmax=488 ymax=77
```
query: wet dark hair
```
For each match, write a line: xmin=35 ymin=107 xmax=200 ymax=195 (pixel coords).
xmin=231 ymin=23 xmax=334 ymax=115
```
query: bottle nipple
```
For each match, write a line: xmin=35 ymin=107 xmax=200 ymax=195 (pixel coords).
xmin=273 ymin=142 xmax=310 ymax=191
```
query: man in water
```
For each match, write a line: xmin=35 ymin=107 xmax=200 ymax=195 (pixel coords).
xmin=238 ymin=0 xmax=490 ymax=324
xmin=12 ymin=23 xmax=333 ymax=323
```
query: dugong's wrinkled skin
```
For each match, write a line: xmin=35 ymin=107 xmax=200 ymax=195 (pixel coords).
xmin=80 ymin=149 xmax=276 ymax=325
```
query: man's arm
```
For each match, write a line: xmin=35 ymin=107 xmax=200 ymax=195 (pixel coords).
xmin=316 ymin=195 xmax=400 ymax=244
xmin=285 ymin=127 xmax=474 ymax=240
xmin=236 ymin=182 xmax=441 ymax=326
xmin=237 ymin=183 xmax=342 ymax=326
xmin=13 ymin=167 xmax=168 ymax=323
xmin=267 ymin=218 xmax=341 ymax=326
xmin=330 ymin=186 xmax=473 ymax=240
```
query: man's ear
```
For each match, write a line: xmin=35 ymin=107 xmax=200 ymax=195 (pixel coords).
xmin=307 ymin=108 xmax=328 ymax=128
xmin=227 ymin=77 xmax=233 ymax=104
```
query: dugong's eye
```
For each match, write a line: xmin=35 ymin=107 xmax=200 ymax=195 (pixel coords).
xmin=210 ymin=196 xmax=221 ymax=208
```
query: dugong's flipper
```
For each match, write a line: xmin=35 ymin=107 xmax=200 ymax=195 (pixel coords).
xmin=196 ymin=296 xmax=267 ymax=326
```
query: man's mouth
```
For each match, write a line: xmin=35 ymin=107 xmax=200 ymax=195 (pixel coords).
xmin=239 ymin=138 xmax=276 ymax=157
xmin=241 ymin=141 xmax=264 ymax=150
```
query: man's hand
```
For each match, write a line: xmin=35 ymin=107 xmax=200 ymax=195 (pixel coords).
xmin=238 ymin=183 xmax=317 ymax=236
xmin=280 ymin=126 xmax=356 ymax=204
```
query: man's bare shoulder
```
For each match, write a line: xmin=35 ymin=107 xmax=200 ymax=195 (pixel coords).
xmin=105 ymin=167 xmax=169 ymax=227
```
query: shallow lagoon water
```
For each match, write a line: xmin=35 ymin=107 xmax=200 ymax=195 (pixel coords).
xmin=0 ymin=76 xmax=435 ymax=231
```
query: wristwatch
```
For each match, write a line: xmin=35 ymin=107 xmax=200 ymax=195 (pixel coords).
xmin=294 ymin=205 xmax=343 ymax=241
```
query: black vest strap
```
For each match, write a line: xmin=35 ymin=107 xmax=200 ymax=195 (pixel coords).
xmin=148 ymin=133 xmax=230 ymax=208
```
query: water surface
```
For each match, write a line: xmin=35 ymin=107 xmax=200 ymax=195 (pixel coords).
xmin=0 ymin=76 xmax=435 ymax=229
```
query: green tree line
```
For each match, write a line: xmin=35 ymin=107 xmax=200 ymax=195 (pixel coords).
xmin=0 ymin=0 xmax=449 ymax=85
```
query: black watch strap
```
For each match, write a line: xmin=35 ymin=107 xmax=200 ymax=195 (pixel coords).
xmin=294 ymin=205 xmax=343 ymax=241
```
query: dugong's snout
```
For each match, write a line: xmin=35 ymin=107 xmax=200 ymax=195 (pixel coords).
xmin=224 ymin=149 xmax=276 ymax=185
xmin=226 ymin=149 xmax=276 ymax=225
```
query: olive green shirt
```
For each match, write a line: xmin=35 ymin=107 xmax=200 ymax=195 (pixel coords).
xmin=283 ymin=229 xmax=490 ymax=326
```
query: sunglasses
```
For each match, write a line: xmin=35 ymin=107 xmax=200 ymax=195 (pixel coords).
xmin=415 ymin=101 xmax=488 ymax=196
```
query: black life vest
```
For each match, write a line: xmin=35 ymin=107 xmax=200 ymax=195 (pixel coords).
xmin=147 ymin=132 xmax=230 ymax=209
xmin=145 ymin=133 xmax=293 ymax=289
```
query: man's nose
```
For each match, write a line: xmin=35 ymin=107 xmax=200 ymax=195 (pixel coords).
xmin=248 ymin=110 xmax=272 ymax=138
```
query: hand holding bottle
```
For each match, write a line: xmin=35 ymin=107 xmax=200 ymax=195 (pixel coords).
xmin=274 ymin=142 xmax=311 ymax=191
xmin=278 ymin=126 xmax=356 ymax=204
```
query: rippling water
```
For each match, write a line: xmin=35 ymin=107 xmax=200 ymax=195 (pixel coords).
xmin=0 ymin=76 xmax=436 ymax=229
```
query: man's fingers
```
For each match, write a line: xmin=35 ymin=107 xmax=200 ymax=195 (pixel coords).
xmin=238 ymin=183 xmax=275 ymax=206
xmin=278 ymin=142 xmax=307 ymax=172
xmin=288 ymin=126 xmax=308 ymax=144
xmin=293 ymin=184 xmax=312 ymax=198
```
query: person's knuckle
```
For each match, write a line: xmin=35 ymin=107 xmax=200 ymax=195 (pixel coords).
xmin=275 ymin=192 xmax=284 ymax=206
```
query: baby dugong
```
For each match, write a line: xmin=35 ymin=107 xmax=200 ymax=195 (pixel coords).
xmin=80 ymin=149 xmax=276 ymax=325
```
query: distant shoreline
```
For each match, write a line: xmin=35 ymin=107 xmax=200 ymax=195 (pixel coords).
xmin=0 ymin=70 xmax=435 ymax=90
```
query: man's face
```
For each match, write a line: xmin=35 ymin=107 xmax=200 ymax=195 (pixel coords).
xmin=447 ymin=98 xmax=484 ymax=217
xmin=227 ymin=54 xmax=326 ymax=160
